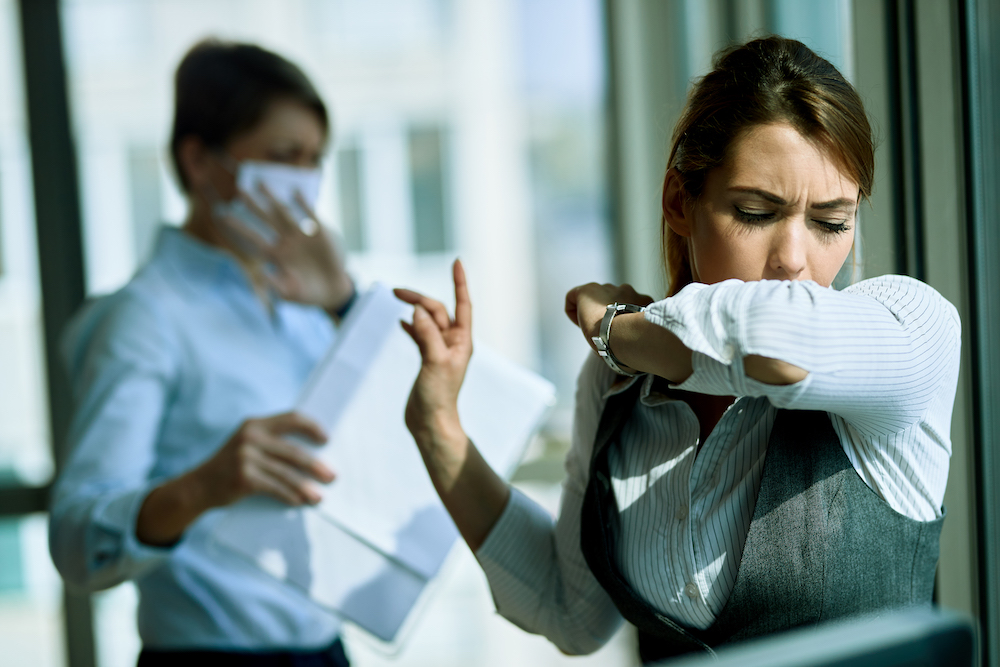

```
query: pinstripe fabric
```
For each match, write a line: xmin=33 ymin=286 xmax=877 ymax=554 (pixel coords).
xmin=475 ymin=275 xmax=960 ymax=652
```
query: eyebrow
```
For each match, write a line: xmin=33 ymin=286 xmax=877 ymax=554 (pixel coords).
xmin=729 ymin=187 xmax=856 ymax=210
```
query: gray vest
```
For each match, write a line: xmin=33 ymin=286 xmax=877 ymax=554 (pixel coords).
xmin=580 ymin=383 xmax=944 ymax=664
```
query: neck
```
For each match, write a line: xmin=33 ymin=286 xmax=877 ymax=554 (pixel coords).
xmin=182 ymin=197 xmax=272 ymax=308
xmin=652 ymin=376 xmax=735 ymax=445
xmin=183 ymin=197 xmax=228 ymax=247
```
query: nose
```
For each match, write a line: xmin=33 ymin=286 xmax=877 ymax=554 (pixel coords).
xmin=766 ymin=220 xmax=807 ymax=280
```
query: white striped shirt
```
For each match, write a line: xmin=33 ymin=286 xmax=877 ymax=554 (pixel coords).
xmin=475 ymin=275 xmax=961 ymax=654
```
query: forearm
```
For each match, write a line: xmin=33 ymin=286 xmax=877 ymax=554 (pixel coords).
xmin=606 ymin=312 xmax=693 ymax=382
xmin=135 ymin=468 xmax=214 ymax=546
xmin=608 ymin=312 xmax=805 ymax=386
xmin=411 ymin=411 xmax=510 ymax=552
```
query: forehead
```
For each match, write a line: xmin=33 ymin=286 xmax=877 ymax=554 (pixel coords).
xmin=231 ymin=98 xmax=327 ymax=150
xmin=717 ymin=123 xmax=859 ymax=201
xmin=257 ymin=100 xmax=325 ymax=138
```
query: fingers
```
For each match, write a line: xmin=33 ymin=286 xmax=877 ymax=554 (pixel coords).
xmin=409 ymin=304 xmax=448 ymax=362
xmin=294 ymin=191 xmax=321 ymax=236
xmin=257 ymin=183 xmax=302 ymax=235
xmin=218 ymin=213 xmax=276 ymax=260
xmin=257 ymin=435 xmax=335 ymax=484
xmin=239 ymin=185 xmax=298 ymax=237
xmin=452 ymin=259 xmax=472 ymax=331
xmin=564 ymin=286 xmax=579 ymax=324
xmin=263 ymin=412 xmax=328 ymax=444
xmin=246 ymin=455 xmax=323 ymax=505
xmin=260 ymin=269 xmax=293 ymax=300
xmin=392 ymin=288 xmax=451 ymax=330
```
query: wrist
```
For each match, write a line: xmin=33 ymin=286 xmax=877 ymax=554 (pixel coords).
xmin=327 ymin=275 xmax=356 ymax=316
xmin=136 ymin=471 xmax=213 ymax=547
xmin=592 ymin=303 xmax=645 ymax=376
xmin=183 ymin=463 xmax=225 ymax=512
xmin=410 ymin=406 xmax=465 ymax=451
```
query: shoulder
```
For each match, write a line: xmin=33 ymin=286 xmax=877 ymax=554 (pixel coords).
xmin=62 ymin=273 xmax=180 ymax=381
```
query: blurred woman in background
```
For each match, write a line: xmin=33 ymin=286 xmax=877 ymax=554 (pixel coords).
xmin=50 ymin=40 xmax=354 ymax=666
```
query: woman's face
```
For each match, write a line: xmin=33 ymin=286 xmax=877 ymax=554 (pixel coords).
xmin=197 ymin=98 xmax=327 ymax=201
xmin=673 ymin=123 xmax=858 ymax=288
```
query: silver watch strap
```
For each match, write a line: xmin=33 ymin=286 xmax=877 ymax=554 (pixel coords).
xmin=591 ymin=303 xmax=645 ymax=376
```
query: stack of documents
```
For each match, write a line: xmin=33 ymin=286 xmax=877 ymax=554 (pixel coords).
xmin=211 ymin=284 xmax=556 ymax=644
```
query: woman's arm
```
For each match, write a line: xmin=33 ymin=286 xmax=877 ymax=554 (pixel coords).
xmin=567 ymin=277 xmax=960 ymax=435
xmin=397 ymin=263 xmax=623 ymax=653
xmin=395 ymin=260 xmax=509 ymax=551
xmin=50 ymin=294 xmax=337 ymax=591
xmin=135 ymin=412 xmax=334 ymax=546
xmin=564 ymin=282 xmax=807 ymax=387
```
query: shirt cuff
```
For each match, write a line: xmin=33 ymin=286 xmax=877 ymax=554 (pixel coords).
xmin=474 ymin=487 xmax=556 ymax=627
xmin=91 ymin=482 xmax=175 ymax=577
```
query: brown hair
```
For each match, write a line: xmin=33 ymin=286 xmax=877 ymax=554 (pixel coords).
xmin=170 ymin=39 xmax=329 ymax=192
xmin=663 ymin=36 xmax=874 ymax=295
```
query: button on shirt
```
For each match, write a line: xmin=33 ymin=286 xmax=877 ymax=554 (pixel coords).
xmin=49 ymin=227 xmax=339 ymax=650
xmin=475 ymin=275 xmax=961 ymax=655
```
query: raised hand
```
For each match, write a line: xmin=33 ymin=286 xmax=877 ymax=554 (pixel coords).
xmin=394 ymin=260 xmax=510 ymax=551
xmin=394 ymin=259 xmax=473 ymax=447
xmin=220 ymin=185 xmax=354 ymax=313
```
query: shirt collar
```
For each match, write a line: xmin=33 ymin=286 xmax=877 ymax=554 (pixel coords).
xmin=601 ymin=372 xmax=688 ymax=408
xmin=153 ymin=225 xmax=251 ymax=292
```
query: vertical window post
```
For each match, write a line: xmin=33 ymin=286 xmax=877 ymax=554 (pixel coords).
xmin=16 ymin=0 xmax=94 ymax=666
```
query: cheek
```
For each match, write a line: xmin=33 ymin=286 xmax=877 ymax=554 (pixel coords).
xmin=209 ymin=166 xmax=238 ymax=200
xmin=814 ymin=233 xmax=855 ymax=285
xmin=691 ymin=218 xmax=768 ymax=282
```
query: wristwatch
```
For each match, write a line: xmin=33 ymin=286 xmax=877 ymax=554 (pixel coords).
xmin=591 ymin=303 xmax=646 ymax=376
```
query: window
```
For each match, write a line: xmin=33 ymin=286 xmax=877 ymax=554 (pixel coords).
xmin=0 ymin=0 xmax=64 ymax=659
xmin=336 ymin=145 xmax=366 ymax=253
xmin=57 ymin=0 xmax=621 ymax=664
xmin=409 ymin=125 xmax=452 ymax=254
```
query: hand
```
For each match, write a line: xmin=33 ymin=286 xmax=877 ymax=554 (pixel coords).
xmin=394 ymin=260 xmax=473 ymax=448
xmin=220 ymin=186 xmax=354 ymax=312
xmin=194 ymin=412 xmax=335 ymax=508
xmin=564 ymin=282 xmax=654 ymax=353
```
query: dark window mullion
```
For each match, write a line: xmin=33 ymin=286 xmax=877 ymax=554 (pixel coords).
xmin=15 ymin=1 xmax=93 ymax=666
xmin=961 ymin=0 xmax=1000 ymax=665
xmin=887 ymin=0 xmax=926 ymax=280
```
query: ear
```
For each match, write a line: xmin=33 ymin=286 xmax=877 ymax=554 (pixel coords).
xmin=661 ymin=167 xmax=693 ymax=238
xmin=177 ymin=136 xmax=213 ymax=194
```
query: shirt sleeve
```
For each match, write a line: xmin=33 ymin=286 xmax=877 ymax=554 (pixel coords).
xmin=49 ymin=292 xmax=180 ymax=592
xmin=643 ymin=275 xmax=962 ymax=438
xmin=474 ymin=353 xmax=623 ymax=655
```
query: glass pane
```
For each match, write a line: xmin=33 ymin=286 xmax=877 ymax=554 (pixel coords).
xmin=0 ymin=515 xmax=66 ymax=667
xmin=409 ymin=125 xmax=451 ymax=254
xmin=0 ymin=0 xmax=55 ymax=488
xmin=336 ymin=145 xmax=366 ymax=252
xmin=60 ymin=0 xmax=621 ymax=664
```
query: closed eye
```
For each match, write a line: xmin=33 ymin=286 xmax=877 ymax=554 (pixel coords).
xmin=734 ymin=205 xmax=775 ymax=223
xmin=814 ymin=219 xmax=852 ymax=234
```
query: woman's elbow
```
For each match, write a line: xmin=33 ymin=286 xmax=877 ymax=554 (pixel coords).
xmin=49 ymin=517 xmax=120 ymax=593
xmin=743 ymin=355 xmax=808 ymax=385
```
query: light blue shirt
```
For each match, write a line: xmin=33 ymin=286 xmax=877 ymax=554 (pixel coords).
xmin=49 ymin=226 xmax=341 ymax=650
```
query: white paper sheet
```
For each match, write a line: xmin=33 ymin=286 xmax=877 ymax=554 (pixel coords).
xmin=211 ymin=283 xmax=555 ymax=644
